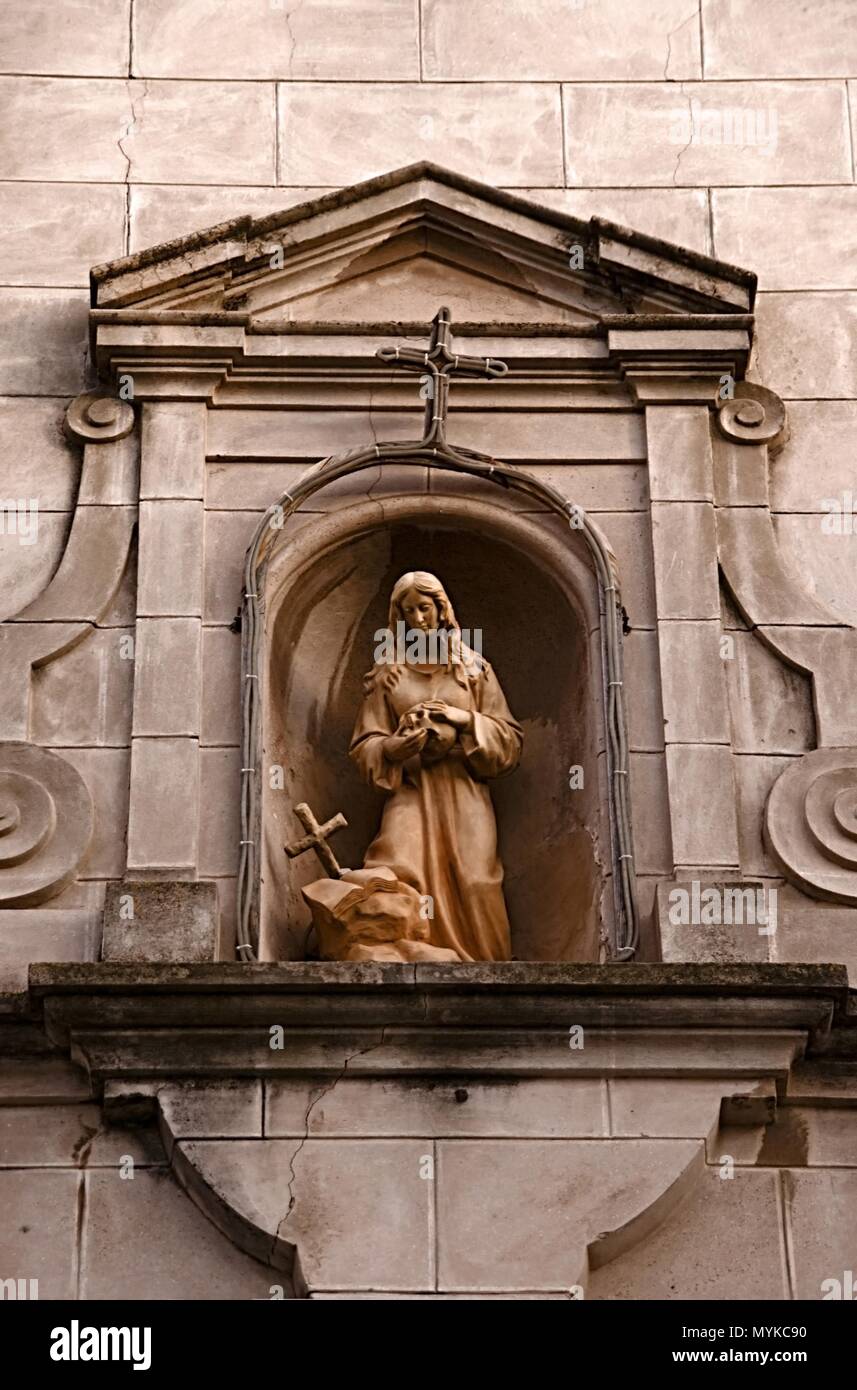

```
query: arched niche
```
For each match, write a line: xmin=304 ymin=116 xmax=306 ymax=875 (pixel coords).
xmin=258 ymin=489 xmax=615 ymax=964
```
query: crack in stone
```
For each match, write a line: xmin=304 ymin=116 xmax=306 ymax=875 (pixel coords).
xmin=672 ymin=81 xmax=695 ymax=186
xmin=282 ymin=0 xmax=305 ymax=78
xmin=663 ymin=5 xmax=698 ymax=82
xmin=274 ymin=1027 xmax=390 ymax=1254
xmin=118 ymin=79 xmax=149 ymax=189
xmin=72 ymin=1121 xmax=102 ymax=1299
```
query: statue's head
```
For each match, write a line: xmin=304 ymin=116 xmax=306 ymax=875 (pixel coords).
xmin=388 ymin=570 xmax=457 ymax=636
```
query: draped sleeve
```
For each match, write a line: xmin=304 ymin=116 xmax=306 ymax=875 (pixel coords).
xmin=349 ymin=665 xmax=403 ymax=793
xmin=459 ymin=661 xmax=523 ymax=780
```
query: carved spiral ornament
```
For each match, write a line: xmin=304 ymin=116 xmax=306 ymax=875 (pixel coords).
xmin=64 ymin=391 xmax=135 ymax=444
xmin=716 ymin=382 xmax=788 ymax=452
xmin=765 ymin=749 xmax=857 ymax=903
xmin=0 ymin=744 xmax=94 ymax=906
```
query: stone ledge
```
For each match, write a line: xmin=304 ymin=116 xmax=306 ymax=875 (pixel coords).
xmin=27 ymin=959 xmax=850 ymax=994
xmin=18 ymin=961 xmax=856 ymax=1081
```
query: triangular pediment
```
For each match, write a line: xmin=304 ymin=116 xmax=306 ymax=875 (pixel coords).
xmin=91 ymin=163 xmax=755 ymax=324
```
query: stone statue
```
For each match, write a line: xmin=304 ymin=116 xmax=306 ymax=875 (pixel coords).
xmin=347 ymin=570 xmax=523 ymax=961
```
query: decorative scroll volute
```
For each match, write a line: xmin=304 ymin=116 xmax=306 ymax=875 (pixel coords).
xmin=0 ymin=744 xmax=93 ymax=906
xmin=716 ymin=381 xmax=788 ymax=453
xmin=765 ymin=749 xmax=857 ymax=904
xmin=64 ymin=391 xmax=135 ymax=444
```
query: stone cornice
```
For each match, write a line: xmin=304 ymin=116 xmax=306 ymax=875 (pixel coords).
xmin=24 ymin=963 xmax=856 ymax=1087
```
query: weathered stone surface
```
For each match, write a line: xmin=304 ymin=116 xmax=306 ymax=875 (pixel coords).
xmin=198 ymin=747 xmax=240 ymax=878
xmin=563 ymin=81 xmax=851 ymax=187
xmin=0 ymin=514 xmax=70 ymax=622
xmin=61 ymin=747 xmax=130 ymax=879
xmin=81 ymin=1168 xmax=275 ymax=1299
xmin=0 ymin=77 xmax=129 ymax=181
xmin=201 ymin=627 xmax=241 ymax=747
xmin=180 ymin=1136 xmax=434 ymax=1289
xmin=724 ymin=634 xmax=814 ymax=755
xmin=266 ymin=1077 xmax=605 ymax=1138
xmin=786 ymin=1170 xmax=857 ymax=1300
xmin=754 ymin=1106 xmax=857 ymax=1168
xmin=0 ymin=1058 xmax=91 ymax=1104
xmin=205 ymin=409 xmax=647 ymax=464
xmin=772 ymin=514 xmax=857 ymax=625
xmin=0 ymin=398 xmax=79 ymax=510
xmin=130 ymin=184 xmax=327 ymax=252
xmin=140 ymin=402 xmax=206 ymax=500
xmin=0 ymin=0 xmax=130 ymax=76
xmin=665 ymin=744 xmax=741 ymax=867
xmin=772 ymin=887 xmax=857 ymax=983
xmin=525 ymin=186 xmax=710 ymax=253
xmin=0 ymin=182 xmax=125 ymax=287
xmin=597 ymin=510 xmax=658 ymax=628
xmin=719 ymin=509 xmax=836 ymax=629
xmin=157 ymin=1081 xmax=263 ymax=1141
xmin=0 ymin=1170 xmax=78 ymax=1297
xmin=623 ymin=630 xmax=665 ymax=752
xmin=13 ymin=504 xmax=135 ymax=626
xmin=279 ymin=83 xmax=564 ymax=187
xmin=102 ymin=881 xmax=217 ymax=963
xmin=611 ymin=1078 xmax=764 ymax=1138
xmin=132 ymin=618 xmax=201 ymax=738
xmin=424 ymin=0 xmax=701 ymax=80
xmin=713 ymin=187 xmax=857 ymax=292
xmin=203 ymin=509 xmax=270 ymax=624
xmin=137 ymin=500 xmax=203 ymax=618
xmin=126 ymin=739 xmax=199 ymax=877
xmin=771 ymin=627 xmax=857 ymax=753
xmin=0 ymin=289 xmax=89 ymax=395
xmin=651 ymin=503 xmax=720 ymax=619
xmin=77 ymin=436 xmax=138 ymax=513
xmin=734 ymin=754 xmax=794 ymax=877
xmin=0 ymin=909 xmax=100 ymax=993
xmin=659 ymin=621 xmax=730 ymax=744
xmin=135 ymin=0 xmax=418 ymax=79
xmin=646 ymin=405 xmax=714 ymax=501
xmin=771 ymin=401 xmax=857 ymax=512
xmin=656 ymin=881 xmax=774 ymax=965
xmin=629 ymin=752 xmax=673 ymax=874
xmin=0 ymin=78 xmax=277 ymax=185
xmin=754 ymin=292 xmax=857 ymax=400
xmin=32 ymin=627 xmax=135 ymax=747
xmin=437 ymin=1138 xmax=701 ymax=1290
xmin=0 ymin=1104 xmax=163 ymax=1166
xmin=588 ymin=1168 xmax=786 ymax=1299
xmin=216 ymin=878 xmax=237 ymax=961
xmin=704 ymin=0 xmax=857 ymax=79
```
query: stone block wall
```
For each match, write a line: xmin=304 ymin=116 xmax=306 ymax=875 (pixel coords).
xmin=1 ymin=2 xmax=856 ymax=968
xmin=4 ymin=1057 xmax=857 ymax=1299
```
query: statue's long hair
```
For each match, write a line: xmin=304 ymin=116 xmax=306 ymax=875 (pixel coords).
xmin=386 ymin=571 xmax=485 ymax=689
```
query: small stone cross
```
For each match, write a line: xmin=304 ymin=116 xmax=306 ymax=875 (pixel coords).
xmin=376 ymin=305 xmax=508 ymax=446
xmin=284 ymin=801 xmax=348 ymax=879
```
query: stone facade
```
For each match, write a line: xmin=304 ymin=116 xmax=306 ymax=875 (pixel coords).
xmin=1 ymin=1 xmax=856 ymax=1303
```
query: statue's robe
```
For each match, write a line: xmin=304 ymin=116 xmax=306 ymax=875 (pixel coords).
xmin=349 ymin=657 xmax=522 ymax=961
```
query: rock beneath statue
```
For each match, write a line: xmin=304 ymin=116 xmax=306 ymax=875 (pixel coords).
xmin=301 ymin=866 xmax=460 ymax=963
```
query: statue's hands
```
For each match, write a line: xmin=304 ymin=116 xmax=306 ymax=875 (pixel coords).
xmin=383 ymin=729 xmax=429 ymax=763
xmin=431 ymin=701 xmax=474 ymax=733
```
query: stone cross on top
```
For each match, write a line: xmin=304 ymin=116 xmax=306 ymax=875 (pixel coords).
xmin=376 ymin=306 xmax=508 ymax=446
